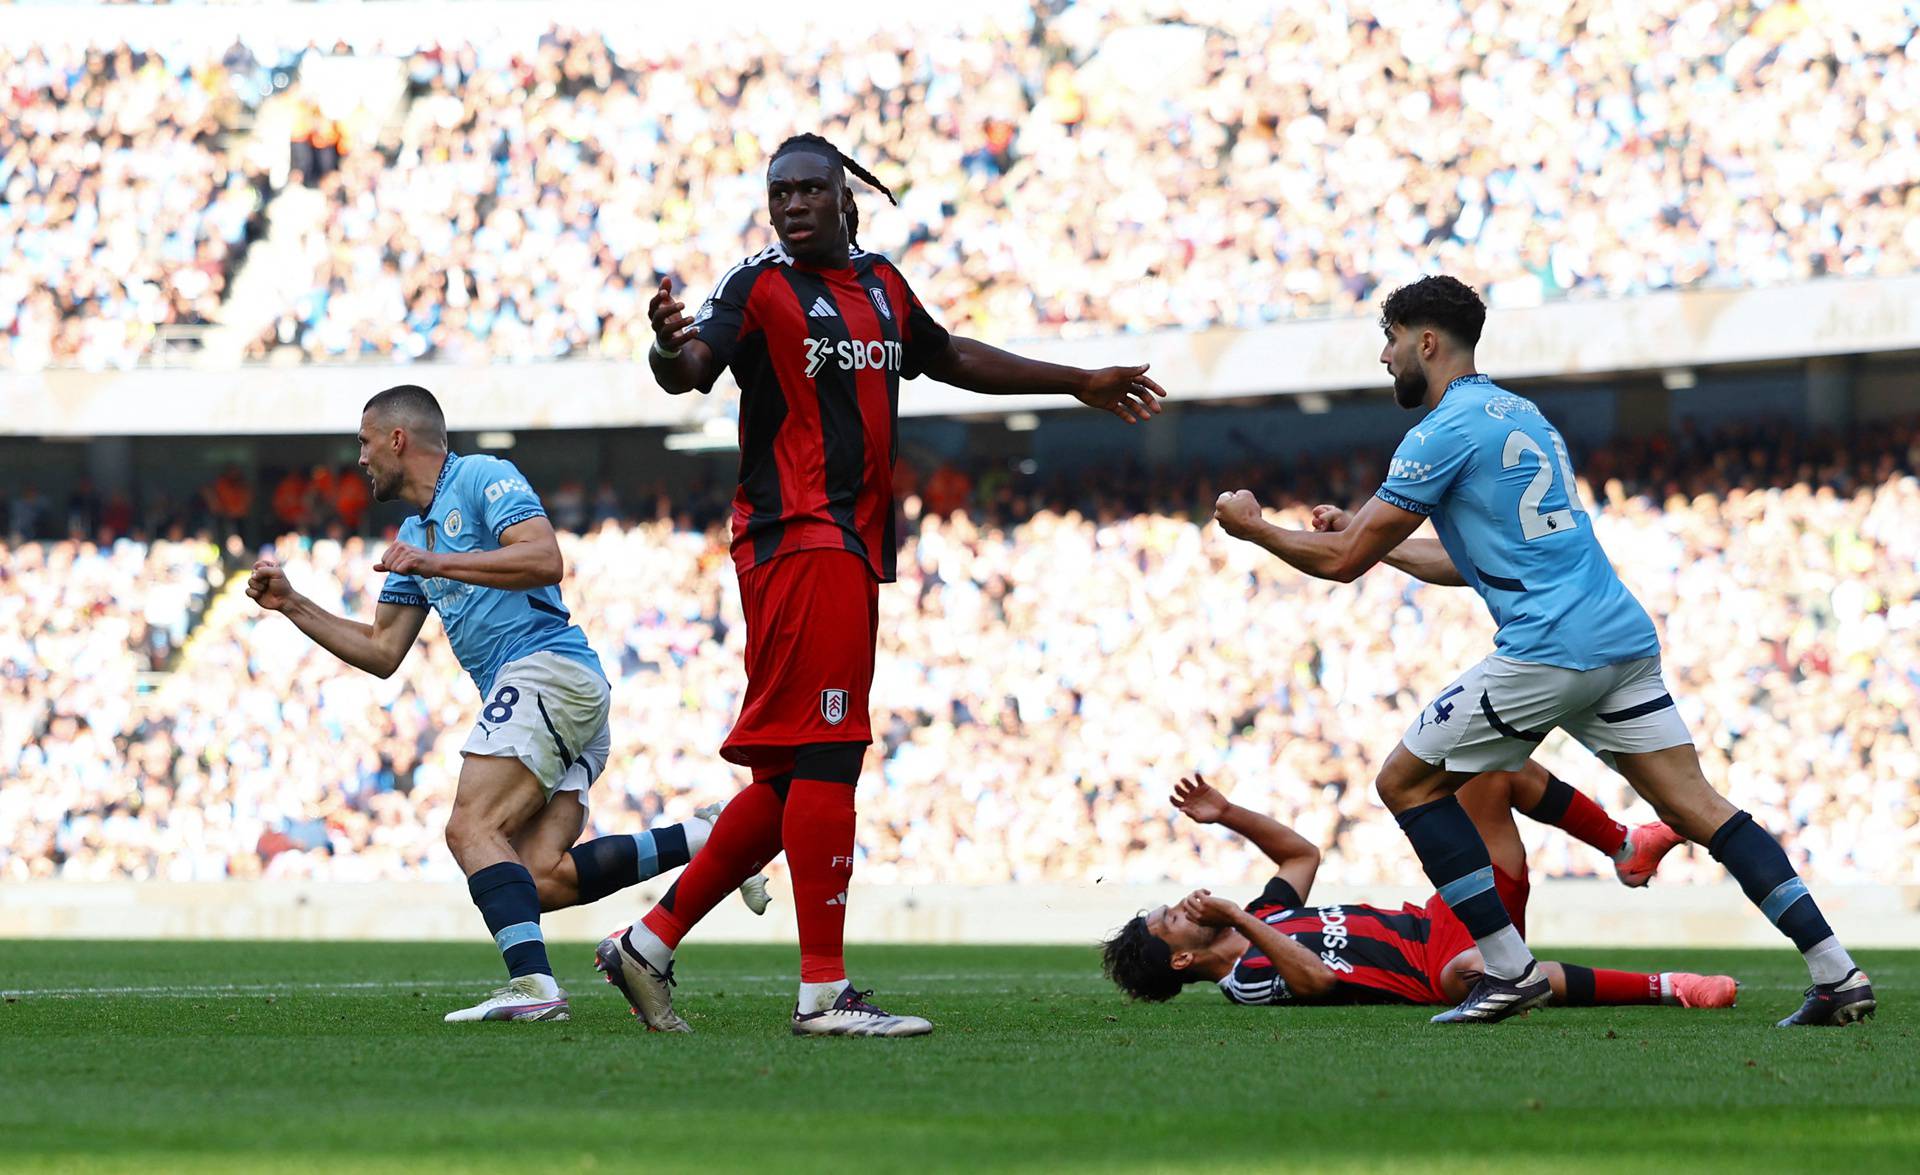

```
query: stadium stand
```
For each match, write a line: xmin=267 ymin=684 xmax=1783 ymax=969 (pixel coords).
xmin=0 ymin=43 xmax=275 ymax=370
xmin=242 ymin=3 xmax=1920 ymax=354
xmin=5 ymin=419 xmax=1915 ymax=888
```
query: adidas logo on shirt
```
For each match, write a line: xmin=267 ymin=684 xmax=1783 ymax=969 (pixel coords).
xmin=807 ymin=297 xmax=838 ymax=318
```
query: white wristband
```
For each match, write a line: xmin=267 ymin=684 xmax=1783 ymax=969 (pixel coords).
xmin=651 ymin=337 xmax=683 ymax=360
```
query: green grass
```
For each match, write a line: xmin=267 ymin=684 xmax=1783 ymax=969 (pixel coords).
xmin=0 ymin=942 xmax=1912 ymax=1174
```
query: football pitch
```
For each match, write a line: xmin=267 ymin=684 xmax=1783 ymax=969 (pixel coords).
xmin=2 ymin=942 xmax=1912 ymax=1174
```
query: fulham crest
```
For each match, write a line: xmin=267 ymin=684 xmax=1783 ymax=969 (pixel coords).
xmin=820 ymin=688 xmax=849 ymax=725
xmin=868 ymin=287 xmax=892 ymax=321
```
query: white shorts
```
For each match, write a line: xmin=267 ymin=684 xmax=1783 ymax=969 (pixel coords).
xmin=1402 ymin=654 xmax=1692 ymax=774
xmin=461 ymin=651 xmax=612 ymax=799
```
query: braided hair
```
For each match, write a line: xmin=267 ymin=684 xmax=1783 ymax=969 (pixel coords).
xmin=770 ymin=133 xmax=897 ymax=250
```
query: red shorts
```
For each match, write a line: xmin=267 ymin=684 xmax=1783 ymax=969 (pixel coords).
xmin=721 ymin=548 xmax=879 ymax=773
xmin=1417 ymin=865 xmax=1531 ymax=1001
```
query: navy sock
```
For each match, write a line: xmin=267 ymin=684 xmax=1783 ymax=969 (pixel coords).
xmin=1707 ymin=810 xmax=1834 ymax=952
xmin=568 ymin=836 xmax=638 ymax=906
xmin=567 ymin=828 xmax=697 ymax=905
xmin=1521 ymin=775 xmax=1574 ymax=823
xmin=1394 ymin=796 xmax=1514 ymax=939
xmin=467 ymin=861 xmax=550 ymax=979
xmin=651 ymin=825 xmax=693 ymax=873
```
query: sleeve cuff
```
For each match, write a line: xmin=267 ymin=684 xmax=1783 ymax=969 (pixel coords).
xmin=378 ymin=590 xmax=427 ymax=608
xmin=491 ymin=507 xmax=545 ymax=540
xmin=1374 ymin=487 xmax=1435 ymax=516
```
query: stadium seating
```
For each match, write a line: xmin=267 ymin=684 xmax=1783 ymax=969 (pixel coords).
xmin=0 ymin=44 xmax=273 ymax=370
xmin=10 ymin=3 xmax=1918 ymax=368
xmin=6 ymin=421 xmax=1915 ymax=888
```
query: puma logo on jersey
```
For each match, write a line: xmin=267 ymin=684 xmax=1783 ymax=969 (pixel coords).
xmin=803 ymin=338 xmax=905 ymax=379
xmin=807 ymin=297 xmax=838 ymax=318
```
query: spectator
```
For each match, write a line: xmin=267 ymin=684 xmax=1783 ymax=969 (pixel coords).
xmin=5 ymin=418 xmax=1915 ymax=888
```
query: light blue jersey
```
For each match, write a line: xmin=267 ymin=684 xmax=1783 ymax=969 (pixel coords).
xmin=1374 ymin=375 xmax=1659 ymax=671
xmin=377 ymin=453 xmax=603 ymax=697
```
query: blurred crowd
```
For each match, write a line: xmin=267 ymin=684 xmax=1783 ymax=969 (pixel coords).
xmin=0 ymin=42 xmax=274 ymax=370
xmin=237 ymin=0 xmax=1920 ymax=362
xmin=0 ymin=463 xmax=370 ymax=549
xmin=17 ymin=4 xmax=1920 ymax=367
xmin=6 ymin=417 xmax=1916 ymax=889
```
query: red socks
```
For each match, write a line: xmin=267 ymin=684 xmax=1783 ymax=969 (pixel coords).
xmin=1526 ymin=775 xmax=1628 ymax=858
xmin=641 ymin=779 xmax=784 ymax=950
xmin=783 ymin=778 xmax=856 ymax=983
xmin=1559 ymin=964 xmax=1662 ymax=1006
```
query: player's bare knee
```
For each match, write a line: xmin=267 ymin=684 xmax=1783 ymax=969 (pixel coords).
xmin=444 ymin=809 xmax=509 ymax=870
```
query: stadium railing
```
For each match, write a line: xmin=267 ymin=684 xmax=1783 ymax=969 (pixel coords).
xmin=7 ymin=274 xmax=1920 ymax=438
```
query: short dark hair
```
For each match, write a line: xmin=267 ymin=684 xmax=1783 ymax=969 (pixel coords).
xmin=1101 ymin=914 xmax=1186 ymax=1002
xmin=363 ymin=384 xmax=447 ymax=448
xmin=1379 ymin=275 xmax=1486 ymax=348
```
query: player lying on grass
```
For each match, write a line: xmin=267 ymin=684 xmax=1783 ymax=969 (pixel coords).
xmin=247 ymin=384 xmax=767 ymax=1024
xmin=1103 ymin=766 xmax=1738 ymax=1011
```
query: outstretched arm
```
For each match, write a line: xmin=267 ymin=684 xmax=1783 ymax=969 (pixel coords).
xmin=1213 ymin=492 xmax=1426 ymax=583
xmin=919 ymin=335 xmax=1166 ymax=424
xmin=374 ymin=517 xmax=564 ymax=592
xmin=1171 ymin=774 xmax=1321 ymax=904
xmin=1309 ymin=505 xmax=1465 ymax=586
xmin=247 ymin=557 xmax=428 ymax=679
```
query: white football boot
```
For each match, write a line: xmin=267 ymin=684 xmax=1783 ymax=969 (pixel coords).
xmin=791 ymin=985 xmax=933 ymax=1038
xmin=443 ymin=974 xmax=570 ymax=1023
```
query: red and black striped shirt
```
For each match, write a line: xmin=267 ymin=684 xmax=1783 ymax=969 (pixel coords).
xmin=1217 ymin=877 xmax=1436 ymax=1006
xmin=691 ymin=243 xmax=951 ymax=583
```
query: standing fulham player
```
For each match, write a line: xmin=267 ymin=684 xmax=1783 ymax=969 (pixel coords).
xmin=249 ymin=385 xmax=765 ymax=1023
xmin=1211 ymin=277 xmax=1872 ymax=1027
xmin=599 ymin=133 xmax=1167 ymax=1037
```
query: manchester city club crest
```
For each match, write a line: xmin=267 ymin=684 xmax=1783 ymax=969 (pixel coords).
xmin=868 ymin=287 xmax=892 ymax=321
xmin=820 ymin=688 xmax=848 ymax=725
xmin=443 ymin=509 xmax=463 ymax=538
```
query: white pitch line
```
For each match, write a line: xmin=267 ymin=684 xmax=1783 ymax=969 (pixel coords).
xmin=1 ymin=974 xmax=1114 ymax=1000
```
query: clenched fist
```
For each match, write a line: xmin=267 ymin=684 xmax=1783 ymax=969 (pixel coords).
xmin=1212 ymin=489 xmax=1266 ymax=540
xmin=1310 ymin=504 xmax=1352 ymax=532
xmin=373 ymin=542 xmax=439 ymax=578
xmin=246 ymin=557 xmax=293 ymax=611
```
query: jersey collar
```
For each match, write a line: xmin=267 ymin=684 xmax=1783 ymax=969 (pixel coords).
xmin=420 ymin=452 xmax=457 ymax=518
xmin=1445 ymin=374 xmax=1492 ymax=393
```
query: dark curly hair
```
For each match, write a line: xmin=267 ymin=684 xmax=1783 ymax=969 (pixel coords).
xmin=1101 ymin=914 xmax=1187 ymax=1002
xmin=770 ymin=133 xmax=898 ymax=251
xmin=1378 ymin=275 xmax=1486 ymax=348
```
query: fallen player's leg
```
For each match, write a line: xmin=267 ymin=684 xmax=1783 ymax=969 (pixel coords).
xmin=1438 ymin=949 xmax=1739 ymax=1009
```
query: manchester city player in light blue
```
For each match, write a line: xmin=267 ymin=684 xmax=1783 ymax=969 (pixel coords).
xmin=247 ymin=385 xmax=765 ymax=1023
xmin=1211 ymin=277 xmax=1872 ymax=1028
